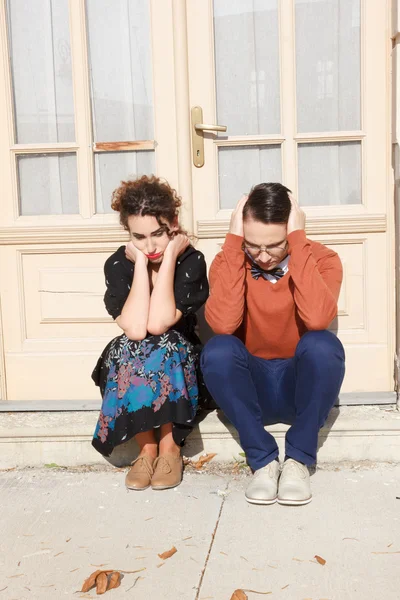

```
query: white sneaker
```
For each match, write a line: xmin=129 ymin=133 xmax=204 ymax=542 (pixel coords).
xmin=245 ymin=460 xmax=280 ymax=505
xmin=277 ymin=458 xmax=312 ymax=506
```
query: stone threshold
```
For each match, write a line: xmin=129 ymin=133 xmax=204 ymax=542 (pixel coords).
xmin=0 ymin=405 xmax=399 ymax=469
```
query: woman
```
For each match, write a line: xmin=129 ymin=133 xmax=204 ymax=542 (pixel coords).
xmin=92 ymin=175 xmax=209 ymax=491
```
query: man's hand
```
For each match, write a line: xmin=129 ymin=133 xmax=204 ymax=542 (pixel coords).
xmin=125 ymin=241 xmax=148 ymax=265
xmin=287 ymin=193 xmax=306 ymax=235
xmin=164 ymin=233 xmax=190 ymax=260
xmin=229 ymin=194 xmax=248 ymax=237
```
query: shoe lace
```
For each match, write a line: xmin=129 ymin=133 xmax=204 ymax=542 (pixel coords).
xmin=283 ymin=459 xmax=307 ymax=479
xmin=130 ymin=456 xmax=154 ymax=478
xmin=153 ymin=456 xmax=172 ymax=474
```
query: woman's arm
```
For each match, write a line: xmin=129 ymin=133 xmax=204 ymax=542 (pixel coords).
xmin=146 ymin=235 xmax=189 ymax=335
xmin=116 ymin=244 xmax=150 ymax=340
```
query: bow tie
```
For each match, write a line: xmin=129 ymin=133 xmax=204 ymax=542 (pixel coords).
xmin=250 ymin=264 xmax=285 ymax=281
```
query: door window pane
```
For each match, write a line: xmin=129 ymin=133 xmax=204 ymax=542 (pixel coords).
xmin=17 ymin=154 xmax=79 ymax=216
xmin=7 ymin=0 xmax=75 ymax=143
xmin=95 ymin=151 xmax=155 ymax=214
xmin=214 ymin=0 xmax=280 ymax=136
xmin=295 ymin=0 xmax=361 ymax=132
xmin=86 ymin=0 xmax=154 ymax=142
xmin=298 ymin=141 xmax=361 ymax=206
xmin=218 ymin=145 xmax=282 ymax=209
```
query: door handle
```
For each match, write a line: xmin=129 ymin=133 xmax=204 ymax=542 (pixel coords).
xmin=191 ymin=106 xmax=227 ymax=168
xmin=194 ymin=123 xmax=227 ymax=132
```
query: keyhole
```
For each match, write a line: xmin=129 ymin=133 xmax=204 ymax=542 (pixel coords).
xmin=197 ymin=150 xmax=200 ymax=156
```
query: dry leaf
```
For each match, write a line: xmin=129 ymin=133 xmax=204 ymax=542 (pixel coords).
xmin=194 ymin=453 xmax=217 ymax=469
xmin=158 ymin=546 xmax=177 ymax=560
xmin=242 ymin=591 xmax=272 ymax=596
xmin=281 ymin=584 xmax=289 ymax=590
xmin=315 ymin=555 xmax=326 ymax=565
xmin=231 ymin=591 xmax=248 ymax=600
xmin=96 ymin=572 xmax=108 ymax=595
xmin=81 ymin=570 xmax=113 ymax=593
xmin=107 ymin=572 xmax=121 ymax=591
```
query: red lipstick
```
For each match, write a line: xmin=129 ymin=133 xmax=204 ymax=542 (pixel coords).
xmin=146 ymin=251 xmax=162 ymax=259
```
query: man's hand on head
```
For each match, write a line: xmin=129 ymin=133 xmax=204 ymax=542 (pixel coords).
xmin=287 ymin=193 xmax=306 ymax=235
xmin=229 ymin=194 xmax=248 ymax=237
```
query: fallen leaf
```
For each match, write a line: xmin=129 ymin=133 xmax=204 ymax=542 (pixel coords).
xmin=194 ymin=453 xmax=217 ymax=469
xmin=220 ymin=551 xmax=228 ymax=556
xmin=240 ymin=556 xmax=249 ymax=562
xmin=144 ymin=517 xmax=154 ymax=521
xmin=387 ymin=543 xmax=393 ymax=548
xmin=281 ymin=585 xmax=289 ymax=590
xmin=81 ymin=570 xmax=113 ymax=593
xmin=7 ymin=574 xmax=25 ymax=578
xmin=107 ymin=572 xmax=121 ymax=591
xmin=342 ymin=537 xmax=359 ymax=542
xmin=119 ymin=568 xmax=146 ymax=574
xmin=315 ymin=555 xmax=326 ymax=565
xmin=182 ymin=536 xmax=192 ymax=541
xmin=96 ymin=572 xmax=108 ymax=595
xmin=157 ymin=563 xmax=165 ymax=568
xmin=292 ymin=558 xmax=304 ymax=562
xmin=54 ymin=552 xmax=63 ymax=557
xmin=230 ymin=591 xmax=248 ymax=600
xmin=66 ymin=538 xmax=71 ymax=542
xmin=70 ymin=568 xmax=79 ymax=573
xmin=242 ymin=591 xmax=272 ymax=596
xmin=158 ymin=546 xmax=177 ymax=560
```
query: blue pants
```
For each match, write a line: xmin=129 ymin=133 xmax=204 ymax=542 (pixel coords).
xmin=200 ymin=331 xmax=345 ymax=470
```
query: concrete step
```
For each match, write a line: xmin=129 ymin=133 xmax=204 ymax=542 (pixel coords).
xmin=0 ymin=405 xmax=400 ymax=469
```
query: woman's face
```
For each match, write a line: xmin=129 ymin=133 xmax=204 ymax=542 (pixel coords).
xmin=243 ymin=217 xmax=288 ymax=269
xmin=127 ymin=214 xmax=177 ymax=264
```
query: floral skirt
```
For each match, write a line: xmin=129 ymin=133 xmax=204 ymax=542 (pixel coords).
xmin=91 ymin=330 xmax=200 ymax=457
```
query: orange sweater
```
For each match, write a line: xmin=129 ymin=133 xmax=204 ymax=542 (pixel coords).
xmin=205 ymin=230 xmax=342 ymax=360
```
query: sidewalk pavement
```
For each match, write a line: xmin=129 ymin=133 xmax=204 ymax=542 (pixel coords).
xmin=1 ymin=463 xmax=399 ymax=600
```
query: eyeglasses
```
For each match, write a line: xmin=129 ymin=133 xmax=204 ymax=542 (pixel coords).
xmin=242 ymin=240 xmax=288 ymax=258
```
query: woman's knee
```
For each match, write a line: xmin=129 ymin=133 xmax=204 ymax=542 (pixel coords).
xmin=296 ymin=330 xmax=345 ymax=363
xmin=201 ymin=334 xmax=246 ymax=372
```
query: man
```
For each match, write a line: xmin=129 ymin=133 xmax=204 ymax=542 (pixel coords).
xmin=201 ymin=183 xmax=345 ymax=506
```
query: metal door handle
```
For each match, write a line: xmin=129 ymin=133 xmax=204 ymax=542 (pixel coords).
xmin=194 ymin=123 xmax=227 ymax=132
xmin=191 ymin=106 xmax=228 ymax=168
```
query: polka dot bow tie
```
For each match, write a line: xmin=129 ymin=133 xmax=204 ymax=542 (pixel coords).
xmin=250 ymin=264 xmax=285 ymax=281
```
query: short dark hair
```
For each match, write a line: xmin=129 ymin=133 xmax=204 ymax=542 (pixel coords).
xmin=243 ymin=182 xmax=291 ymax=224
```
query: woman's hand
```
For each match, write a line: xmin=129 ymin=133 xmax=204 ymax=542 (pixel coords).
xmin=125 ymin=241 xmax=148 ymax=265
xmin=287 ymin=193 xmax=306 ymax=235
xmin=229 ymin=194 xmax=248 ymax=237
xmin=164 ymin=233 xmax=190 ymax=260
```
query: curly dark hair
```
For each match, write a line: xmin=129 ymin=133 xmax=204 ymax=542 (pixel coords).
xmin=111 ymin=175 xmax=183 ymax=233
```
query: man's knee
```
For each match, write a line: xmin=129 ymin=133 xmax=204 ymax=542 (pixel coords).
xmin=296 ymin=330 xmax=345 ymax=363
xmin=201 ymin=334 xmax=246 ymax=373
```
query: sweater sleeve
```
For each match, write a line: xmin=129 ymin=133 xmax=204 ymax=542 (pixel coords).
xmin=205 ymin=233 xmax=246 ymax=334
xmin=287 ymin=229 xmax=342 ymax=330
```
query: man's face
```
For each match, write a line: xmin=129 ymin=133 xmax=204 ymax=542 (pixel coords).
xmin=243 ymin=218 xmax=288 ymax=269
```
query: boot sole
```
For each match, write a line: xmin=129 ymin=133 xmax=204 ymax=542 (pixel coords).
xmin=125 ymin=484 xmax=151 ymax=491
xmin=277 ymin=496 xmax=312 ymax=506
xmin=151 ymin=480 xmax=182 ymax=490
xmin=245 ymin=496 xmax=277 ymax=505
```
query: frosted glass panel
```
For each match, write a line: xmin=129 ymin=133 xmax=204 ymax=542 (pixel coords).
xmin=295 ymin=0 xmax=361 ymax=132
xmin=298 ymin=142 xmax=361 ymax=206
xmin=95 ymin=151 xmax=155 ymax=214
xmin=219 ymin=145 xmax=282 ymax=209
xmin=7 ymin=0 xmax=75 ymax=143
xmin=18 ymin=154 xmax=78 ymax=216
xmin=214 ymin=0 xmax=280 ymax=136
xmin=86 ymin=0 xmax=154 ymax=142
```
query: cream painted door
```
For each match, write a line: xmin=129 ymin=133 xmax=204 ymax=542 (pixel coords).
xmin=187 ymin=0 xmax=394 ymax=394
xmin=0 ymin=0 xmax=189 ymax=401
